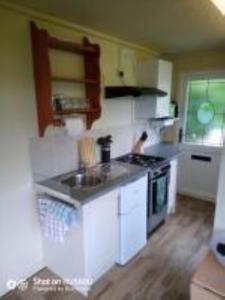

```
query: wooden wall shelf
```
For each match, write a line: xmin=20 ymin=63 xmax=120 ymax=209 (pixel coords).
xmin=48 ymin=36 xmax=96 ymax=55
xmin=51 ymin=76 xmax=98 ymax=85
xmin=55 ymin=108 xmax=99 ymax=115
xmin=30 ymin=22 xmax=101 ymax=136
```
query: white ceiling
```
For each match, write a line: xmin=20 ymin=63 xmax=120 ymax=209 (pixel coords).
xmin=7 ymin=0 xmax=225 ymax=53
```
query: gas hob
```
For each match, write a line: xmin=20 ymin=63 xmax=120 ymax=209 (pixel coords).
xmin=115 ymin=153 xmax=165 ymax=168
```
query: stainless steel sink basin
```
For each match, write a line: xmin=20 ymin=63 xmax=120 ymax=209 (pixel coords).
xmin=61 ymin=173 xmax=105 ymax=189
xmin=60 ymin=162 xmax=129 ymax=190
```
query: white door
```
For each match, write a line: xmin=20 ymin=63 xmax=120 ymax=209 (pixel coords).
xmin=178 ymin=72 xmax=223 ymax=202
xmin=117 ymin=175 xmax=147 ymax=265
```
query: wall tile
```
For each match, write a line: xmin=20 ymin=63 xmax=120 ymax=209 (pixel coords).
xmin=29 ymin=123 xmax=160 ymax=180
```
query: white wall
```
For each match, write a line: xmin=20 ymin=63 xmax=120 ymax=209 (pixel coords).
xmin=214 ymin=149 xmax=225 ymax=231
xmin=0 ymin=7 xmax=43 ymax=296
xmin=0 ymin=3 xmax=158 ymax=297
xmin=30 ymin=123 xmax=160 ymax=181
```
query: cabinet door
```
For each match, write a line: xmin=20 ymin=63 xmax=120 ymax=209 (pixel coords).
xmin=119 ymin=204 xmax=147 ymax=265
xmin=136 ymin=60 xmax=159 ymax=87
xmin=156 ymin=60 xmax=173 ymax=117
xmin=83 ymin=189 xmax=119 ymax=281
xmin=135 ymin=59 xmax=172 ymax=119
xmin=168 ymin=159 xmax=178 ymax=214
xmin=119 ymin=175 xmax=147 ymax=214
xmin=117 ymin=175 xmax=148 ymax=265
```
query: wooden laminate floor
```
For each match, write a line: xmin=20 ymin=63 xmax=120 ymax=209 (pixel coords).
xmin=3 ymin=195 xmax=214 ymax=300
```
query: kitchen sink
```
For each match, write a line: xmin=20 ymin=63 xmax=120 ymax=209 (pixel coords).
xmin=61 ymin=173 xmax=105 ymax=189
xmin=60 ymin=162 xmax=129 ymax=190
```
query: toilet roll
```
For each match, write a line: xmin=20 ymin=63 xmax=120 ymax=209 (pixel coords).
xmin=44 ymin=124 xmax=67 ymax=137
xmin=65 ymin=117 xmax=85 ymax=136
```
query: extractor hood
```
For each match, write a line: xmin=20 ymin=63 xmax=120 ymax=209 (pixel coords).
xmin=105 ymin=86 xmax=167 ymax=99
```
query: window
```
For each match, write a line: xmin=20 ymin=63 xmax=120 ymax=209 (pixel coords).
xmin=184 ymin=78 xmax=225 ymax=147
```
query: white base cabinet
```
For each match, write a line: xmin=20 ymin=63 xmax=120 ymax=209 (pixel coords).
xmin=168 ymin=159 xmax=178 ymax=214
xmin=41 ymin=175 xmax=148 ymax=295
xmin=117 ymin=175 xmax=148 ymax=265
xmin=83 ymin=189 xmax=118 ymax=281
xmin=42 ymin=189 xmax=119 ymax=295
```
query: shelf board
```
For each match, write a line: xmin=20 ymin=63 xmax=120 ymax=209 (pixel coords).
xmin=48 ymin=37 xmax=96 ymax=55
xmin=51 ymin=76 xmax=98 ymax=85
xmin=54 ymin=108 xmax=99 ymax=115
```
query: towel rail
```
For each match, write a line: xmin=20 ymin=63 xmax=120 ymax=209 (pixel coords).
xmin=35 ymin=183 xmax=80 ymax=208
xmin=37 ymin=193 xmax=77 ymax=209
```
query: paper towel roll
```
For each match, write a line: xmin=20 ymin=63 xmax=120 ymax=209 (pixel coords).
xmin=211 ymin=231 xmax=225 ymax=267
xmin=44 ymin=125 xmax=67 ymax=137
xmin=65 ymin=117 xmax=85 ymax=136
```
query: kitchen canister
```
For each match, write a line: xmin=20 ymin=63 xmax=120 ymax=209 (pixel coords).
xmin=210 ymin=231 xmax=225 ymax=267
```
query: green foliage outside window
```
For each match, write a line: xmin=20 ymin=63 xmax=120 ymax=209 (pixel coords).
xmin=185 ymin=79 xmax=225 ymax=147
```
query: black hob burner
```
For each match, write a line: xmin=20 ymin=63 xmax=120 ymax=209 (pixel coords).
xmin=116 ymin=153 xmax=165 ymax=168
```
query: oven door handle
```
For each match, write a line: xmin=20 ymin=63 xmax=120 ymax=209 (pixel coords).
xmin=152 ymin=172 xmax=169 ymax=181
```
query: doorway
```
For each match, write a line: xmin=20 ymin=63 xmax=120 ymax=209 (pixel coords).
xmin=177 ymin=71 xmax=224 ymax=202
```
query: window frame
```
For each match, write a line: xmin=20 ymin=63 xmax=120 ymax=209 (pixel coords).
xmin=179 ymin=70 xmax=225 ymax=150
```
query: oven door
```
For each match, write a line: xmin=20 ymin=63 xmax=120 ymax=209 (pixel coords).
xmin=148 ymin=165 xmax=170 ymax=234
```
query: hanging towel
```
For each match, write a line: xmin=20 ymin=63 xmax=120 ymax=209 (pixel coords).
xmin=38 ymin=197 xmax=77 ymax=243
xmin=155 ymin=176 xmax=166 ymax=214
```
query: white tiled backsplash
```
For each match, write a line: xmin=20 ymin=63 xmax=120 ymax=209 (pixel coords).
xmin=29 ymin=123 xmax=160 ymax=181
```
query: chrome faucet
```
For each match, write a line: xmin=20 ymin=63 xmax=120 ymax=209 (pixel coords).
xmin=78 ymin=162 xmax=89 ymax=174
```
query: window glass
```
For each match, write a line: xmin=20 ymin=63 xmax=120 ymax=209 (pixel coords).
xmin=184 ymin=79 xmax=225 ymax=147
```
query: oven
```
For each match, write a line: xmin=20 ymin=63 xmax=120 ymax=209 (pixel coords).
xmin=115 ymin=153 xmax=170 ymax=235
xmin=147 ymin=164 xmax=170 ymax=235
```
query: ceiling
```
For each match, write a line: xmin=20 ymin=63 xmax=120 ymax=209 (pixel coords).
xmin=7 ymin=0 xmax=225 ymax=53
